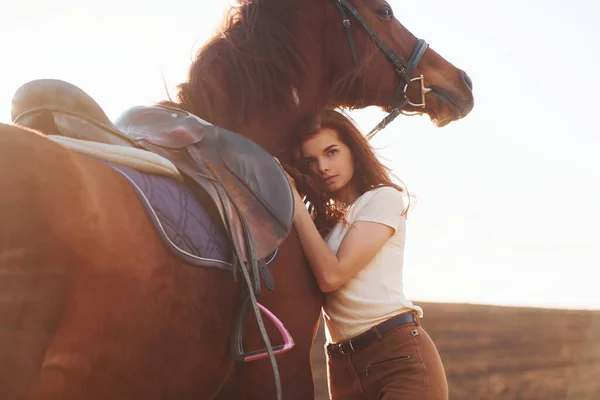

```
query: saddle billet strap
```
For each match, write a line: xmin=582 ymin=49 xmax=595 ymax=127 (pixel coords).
xmin=259 ymin=258 xmax=275 ymax=291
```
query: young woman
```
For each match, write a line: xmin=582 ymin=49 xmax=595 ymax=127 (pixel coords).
xmin=284 ymin=109 xmax=448 ymax=400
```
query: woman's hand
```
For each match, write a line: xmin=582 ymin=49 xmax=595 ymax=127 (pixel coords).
xmin=274 ymin=157 xmax=306 ymax=215
xmin=274 ymin=157 xmax=297 ymax=190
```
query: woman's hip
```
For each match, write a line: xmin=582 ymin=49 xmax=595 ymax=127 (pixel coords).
xmin=326 ymin=313 xmax=448 ymax=399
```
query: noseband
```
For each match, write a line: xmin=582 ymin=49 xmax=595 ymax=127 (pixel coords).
xmin=332 ymin=0 xmax=430 ymax=139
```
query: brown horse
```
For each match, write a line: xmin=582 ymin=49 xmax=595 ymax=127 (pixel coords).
xmin=0 ymin=0 xmax=473 ymax=399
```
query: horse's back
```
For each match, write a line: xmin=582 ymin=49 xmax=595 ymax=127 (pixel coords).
xmin=0 ymin=124 xmax=86 ymax=398
xmin=0 ymin=123 xmax=238 ymax=399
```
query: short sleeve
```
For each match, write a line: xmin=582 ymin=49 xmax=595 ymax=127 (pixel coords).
xmin=353 ymin=187 xmax=405 ymax=232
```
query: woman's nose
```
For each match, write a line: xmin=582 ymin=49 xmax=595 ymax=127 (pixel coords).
xmin=318 ymin=160 xmax=329 ymax=173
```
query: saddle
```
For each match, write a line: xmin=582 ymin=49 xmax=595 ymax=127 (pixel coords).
xmin=11 ymin=79 xmax=294 ymax=266
xmin=11 ymin=80 xmax=295 ymax=394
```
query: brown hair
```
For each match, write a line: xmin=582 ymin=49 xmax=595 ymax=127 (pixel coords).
xmin=159 ymin=0 xmax=311 ymax=130
xmin=288 ymin=109 xmax=409 ymax=234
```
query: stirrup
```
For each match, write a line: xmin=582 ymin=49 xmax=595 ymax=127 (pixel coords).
xmin=240 ymin=303 xmax=295 ymax=362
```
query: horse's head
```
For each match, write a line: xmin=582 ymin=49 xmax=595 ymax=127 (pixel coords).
xmin=322 ymin=0 xmax=474 ymax=128
xmin=172 ymin=0 xmax=474 ymax=148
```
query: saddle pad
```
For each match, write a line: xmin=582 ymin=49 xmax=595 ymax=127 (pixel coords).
xmin=48 ymin=135 xmax=182 ymax=181
xmin=108 ymin=163 xmax=277 ymax=270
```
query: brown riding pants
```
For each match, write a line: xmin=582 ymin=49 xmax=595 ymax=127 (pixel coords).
xmin=325 ymin=318 xmax=448 ymax=399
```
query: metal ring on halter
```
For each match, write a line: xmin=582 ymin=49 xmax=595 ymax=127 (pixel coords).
xmin=403 ymin=75 xmax=432 ymax=108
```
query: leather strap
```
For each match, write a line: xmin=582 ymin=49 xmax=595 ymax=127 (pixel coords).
xmin=327 ymin=312 xmax=418 ymax=356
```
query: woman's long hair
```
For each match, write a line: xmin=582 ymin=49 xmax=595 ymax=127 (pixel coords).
xmin=287 ymin=109 xmax=409 ymax=235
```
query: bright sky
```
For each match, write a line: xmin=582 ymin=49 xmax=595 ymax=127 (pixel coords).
xmin=1 ymin=0 xmax=599 ymax=310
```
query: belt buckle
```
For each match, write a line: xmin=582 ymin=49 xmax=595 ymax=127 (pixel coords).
xmin=338 ymin=339 xmax=355 ymax=356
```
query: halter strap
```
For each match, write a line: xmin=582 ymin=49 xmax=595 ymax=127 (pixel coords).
xmin=331 ymin=0 xmax=430 ymax=139
xmin=332 ymin=0 xmax=358 ymax=66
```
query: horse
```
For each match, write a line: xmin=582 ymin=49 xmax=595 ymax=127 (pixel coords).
xmin=0 ymin=0 xmax=474 ymax=399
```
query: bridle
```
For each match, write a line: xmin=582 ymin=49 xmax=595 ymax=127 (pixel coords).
xmin=331 ymin=0 xmax=431 ymax=139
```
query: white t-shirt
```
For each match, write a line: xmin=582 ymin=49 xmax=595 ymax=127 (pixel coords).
xmin=323 ymin=186 xmax=423 ymax=343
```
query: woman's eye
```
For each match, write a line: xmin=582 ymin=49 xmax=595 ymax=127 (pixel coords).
xmin=327 ymin=149 xmax=338 ymax=156
xmin=377 ymin=7 xmax=393 ymax=18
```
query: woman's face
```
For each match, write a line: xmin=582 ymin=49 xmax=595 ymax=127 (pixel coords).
xmin=300 ymin=127 xmax=355 ymax=194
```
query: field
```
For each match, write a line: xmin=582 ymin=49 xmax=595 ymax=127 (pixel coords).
xmin=310 ymin=302 xmax=600 ymax=400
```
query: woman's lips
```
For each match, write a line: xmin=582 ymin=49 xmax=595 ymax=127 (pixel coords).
xmin=324 ymin=176 xmax=337 ymax=186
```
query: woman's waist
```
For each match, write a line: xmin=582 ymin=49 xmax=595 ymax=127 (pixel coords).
xmin=325 ymin=310 xmax=421 ymax=356
xmin=324 ymin=304 xmax=423 ymax=343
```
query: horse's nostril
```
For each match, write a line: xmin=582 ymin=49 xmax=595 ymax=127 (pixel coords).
xmin=463 ymin=71 xmax=473 ymax=90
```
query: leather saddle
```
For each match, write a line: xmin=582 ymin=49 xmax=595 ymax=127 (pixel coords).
xmin=11 ymin=79 xmax=294 ymax=268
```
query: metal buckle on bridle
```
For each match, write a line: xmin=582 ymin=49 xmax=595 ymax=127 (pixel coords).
xmin=403 ymin=74 xmax=432 ymax=108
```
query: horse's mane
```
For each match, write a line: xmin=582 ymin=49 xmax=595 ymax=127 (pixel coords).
xmin=164 ymin=0 xmax=310 ymax=127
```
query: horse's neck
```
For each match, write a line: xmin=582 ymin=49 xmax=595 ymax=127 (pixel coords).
xmin=201 ymin=58 xmax=328 ymax=158
xmin=219 ymin=95 xmax=324 ymax=160
xmin=230 ymin=113 xmax=300 ymax=158
xmin=188 ymin=4 xmax=331 ymax=157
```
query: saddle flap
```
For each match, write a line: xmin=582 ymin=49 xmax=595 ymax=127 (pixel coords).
xmin=186 ymin=140 xmax=294 ymax=261
xmin=215 ymin=129 xmax=294 ymax=235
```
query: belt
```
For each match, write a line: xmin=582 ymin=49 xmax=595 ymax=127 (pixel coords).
xmin=327 ymin=312 xmax=418 ymax=356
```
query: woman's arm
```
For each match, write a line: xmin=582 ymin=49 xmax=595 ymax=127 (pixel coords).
xmin=291 ymin=191 xmax=394 ymax=292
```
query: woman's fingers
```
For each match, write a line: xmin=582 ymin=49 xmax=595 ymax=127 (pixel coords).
xmin=274 ymin=157 xmax=297 ymax=189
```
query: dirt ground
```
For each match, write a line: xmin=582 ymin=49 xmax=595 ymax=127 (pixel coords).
xmin=310 ymin=302 xmax=600 ymax=400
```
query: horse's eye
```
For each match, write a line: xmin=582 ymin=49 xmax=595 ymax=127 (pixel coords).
xmin=377 ymin=7 xmax=394 ymax=18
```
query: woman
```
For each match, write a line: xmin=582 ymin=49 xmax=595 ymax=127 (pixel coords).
xmin=284 ymin=109 xmax=448 ymax=399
